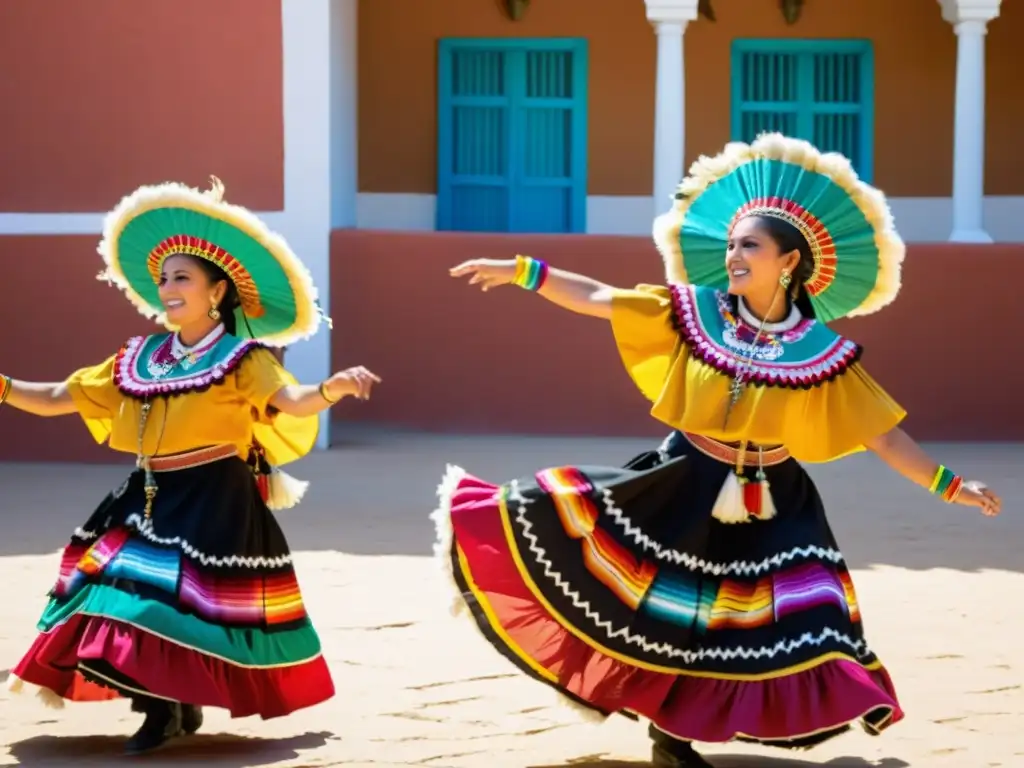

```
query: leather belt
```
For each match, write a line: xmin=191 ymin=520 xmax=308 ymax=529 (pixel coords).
xmin=682 ymin=432 xmax=790 ymax=467
xmin=143 ymin=444 xmax=238 ymax=472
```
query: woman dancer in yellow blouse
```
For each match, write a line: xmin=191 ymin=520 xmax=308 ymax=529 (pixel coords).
xmin=1 ymin=178 xmax=379 ymax=754
xmin=435 ymin=134 xmax=1000 ymax=767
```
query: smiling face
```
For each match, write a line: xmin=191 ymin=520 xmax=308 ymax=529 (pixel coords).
xmin=725 ymin=215 xmax=802 ymax=303
xmin=157 ymin=254 xmax=227 ymax=331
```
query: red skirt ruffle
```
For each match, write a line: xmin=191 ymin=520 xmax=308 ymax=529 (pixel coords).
xmin=13 ymin=614 xmax=334 ymax=719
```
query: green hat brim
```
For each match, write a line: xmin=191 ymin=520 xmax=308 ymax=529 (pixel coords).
xmin=98 ymin=178 xmax=326 ymax=346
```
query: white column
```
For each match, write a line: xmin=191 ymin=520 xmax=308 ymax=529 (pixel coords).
xmin=940 ymin=0 xmax=1002 ymax=243
xmin=281 ymin=0 xmax=335 ymax=448
xmin=645 ymin=0 xmax=699 ymax=218
xmin=330 ymin=0 xmax=358 ymax=229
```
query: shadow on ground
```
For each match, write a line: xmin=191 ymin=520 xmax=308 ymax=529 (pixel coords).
xmin=532 ymin=756 xmax=910 ymax=768
xmin=5 ymin=730 xmax=334 ymax=765
xmin=2 ymin=427 xmax=1021 ymax=572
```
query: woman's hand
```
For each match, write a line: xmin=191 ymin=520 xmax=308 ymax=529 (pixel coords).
xmin=449 ymin=259 xmax=517 ymax=292
xmin=323 ymin=366 xmax=381 ymax=402
xmin=867 ymin=428 xmax=1002 ymax=519
xmin=952 ymin=481 xmax=1002 ymax=517
xmin=270 ymin=368 xmax=382 ymax=417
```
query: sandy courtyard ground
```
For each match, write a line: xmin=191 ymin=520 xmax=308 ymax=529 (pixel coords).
xmin=0 ymin=431 xmax=1021 ymax=767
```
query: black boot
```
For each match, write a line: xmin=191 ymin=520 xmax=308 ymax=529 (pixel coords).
xmin=649 ymin=724 xmax=713 ymax=767
xmin=125 ymin=699 xmax=183 ymax=754
xmin=181 ymin=704 xmax=204 ymax=735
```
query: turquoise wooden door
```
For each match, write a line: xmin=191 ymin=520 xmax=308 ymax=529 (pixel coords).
xmin=437 ymin=39 xmax=588 ymax=232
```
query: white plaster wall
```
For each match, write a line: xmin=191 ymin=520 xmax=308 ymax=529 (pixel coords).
xmin=12 ymin=195 xmax=1022 ymax=244
xmin=354 ymin=192 xmax=1024 ymax=243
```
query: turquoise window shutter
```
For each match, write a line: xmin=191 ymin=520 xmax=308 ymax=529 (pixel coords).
xmin=808 ymin=49 xmax=874 ymax=179
xmin=437 ymin=44 xmax=511 ymax=232
xmin=731 ymin=40 xmax=874 ymax=182
xmin=734 ymin=50 xmax=801 ymax=137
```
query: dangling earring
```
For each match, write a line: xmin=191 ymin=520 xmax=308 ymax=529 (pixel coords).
xmin=779 ymin=271 xmax=792 ymax=290
xmin=208 ymin=301 xmax=221 ymax=321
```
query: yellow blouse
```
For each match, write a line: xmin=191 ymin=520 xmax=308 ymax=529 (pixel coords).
xmin=65 ymin=340 xmax=317 ymax=467
xmin=611 ymin=283 xmax=906 ymax=463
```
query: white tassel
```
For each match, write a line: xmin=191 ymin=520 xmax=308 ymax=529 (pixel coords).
xmin=757 ymin=474 xmax=777 ymax=521
xmin=712 ymin=472 xmax=751 ymax=523
xmin=266 ymin=467 xmax=309 ymax=511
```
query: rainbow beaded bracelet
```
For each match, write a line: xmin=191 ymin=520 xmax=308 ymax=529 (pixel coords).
xmin=929 ymin=464 xmax=964 ymax=503
xmin=512 ymin=254 xmax=549 ymax=292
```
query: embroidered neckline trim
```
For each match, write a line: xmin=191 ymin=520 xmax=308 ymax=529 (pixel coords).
xmin=114 ymin=334 xmax=259 ymax=399
xmin=669 ymin=284 xmax=862 ymax=388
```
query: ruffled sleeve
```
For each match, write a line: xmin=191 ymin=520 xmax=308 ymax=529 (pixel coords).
xmin=610 ymin=283 xmax=687 ymax=403
xmin=65 ymin=355 xmax=124 ymax=444
xmin=235 ymin=347 xmax=319 ymax=466
xmin=609 ymin=283 xmax=904 ymax=464
xmin=780 ymin=362 xmax=907 ymax=463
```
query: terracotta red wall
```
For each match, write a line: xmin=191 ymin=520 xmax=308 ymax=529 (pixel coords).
xmin=0 ymin=236 xmax=151 ymax=463
xmin=0 ymin=0 xmax=283 ymax=211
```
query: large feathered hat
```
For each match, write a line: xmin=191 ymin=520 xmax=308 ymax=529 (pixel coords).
xmin=97 ymin=177 xmax=327 ymax=346
xmin=653 ymin=133 xmax=905 ymax=322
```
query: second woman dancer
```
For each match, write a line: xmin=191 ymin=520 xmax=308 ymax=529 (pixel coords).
xmin=433 ymin=133 xmax=1001 ymax=767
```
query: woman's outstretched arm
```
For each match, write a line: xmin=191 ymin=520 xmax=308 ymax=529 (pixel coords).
xmin=1 ymin=378 xmax=77 ymax=417
xmin=449 ymin=258 xmax=615 ymax=319
xmin=866 ymin=426 xmax=1001 ymax=517
xmin=268 ymin=366 xmax=382 ymax=418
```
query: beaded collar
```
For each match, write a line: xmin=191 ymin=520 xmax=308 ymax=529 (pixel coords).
xmin=670 ymin=283 xmax=862 ymax=388
xmin=114 ymin=328 xmax=260 ymax=399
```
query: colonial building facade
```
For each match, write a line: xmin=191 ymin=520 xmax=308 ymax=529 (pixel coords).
xmin=1 ymin=0 xmax=1019 ymax=460
xmin=355 ymin=0 xmax=1020 ymax=243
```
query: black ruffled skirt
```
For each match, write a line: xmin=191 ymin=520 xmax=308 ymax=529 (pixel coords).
xmin=433 ymin=430 xmax=903 ymax=747
xmin=10 ymin=456 xmax=334 ymax=719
